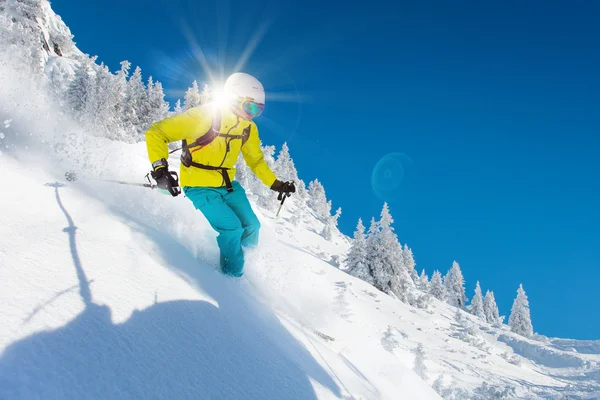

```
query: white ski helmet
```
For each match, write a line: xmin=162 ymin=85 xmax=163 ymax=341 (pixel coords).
xmin=224 ymin=72 xmax=265 ymax=104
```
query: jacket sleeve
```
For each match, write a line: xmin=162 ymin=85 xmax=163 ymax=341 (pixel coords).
xmin=241 ymin=123 xmax=277 ymax=187
xmin=145 ymin=108 xmax=210 ymax=165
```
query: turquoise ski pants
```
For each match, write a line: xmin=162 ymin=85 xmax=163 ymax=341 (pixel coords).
xmin=184 ymin=181 xmax=260 ymax=277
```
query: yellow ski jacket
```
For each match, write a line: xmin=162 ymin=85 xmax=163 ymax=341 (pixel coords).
xmin=145 ymin=104 xmax=277 ymax=188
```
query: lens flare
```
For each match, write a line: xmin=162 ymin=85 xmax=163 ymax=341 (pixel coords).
xmin=371 ymin=152 xmax=414 ymax=203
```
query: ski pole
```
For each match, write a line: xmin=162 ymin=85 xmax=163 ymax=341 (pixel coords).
xmin=64 ymin=171 xmax=157 ymax=189
xmin=97 ymin=179 xmax=156 ymax=189
xmin=276 ymin=192 xmax=290 ymax=218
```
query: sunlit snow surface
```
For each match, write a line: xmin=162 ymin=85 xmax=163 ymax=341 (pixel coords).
xmin=1 ymin=2 xmax=599 ymax=398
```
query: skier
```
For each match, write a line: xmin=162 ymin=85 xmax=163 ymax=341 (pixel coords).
xmin=145 ymin=72 xmax=296 ymax=277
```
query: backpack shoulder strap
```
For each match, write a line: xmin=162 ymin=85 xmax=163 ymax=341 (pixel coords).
xmin=181 ymin=108 xmax=221 ymax=167
xmin=193 ymin=108 xmax=221 ymax=147
xmin=241 ymin=123 xmax=251 ymax=146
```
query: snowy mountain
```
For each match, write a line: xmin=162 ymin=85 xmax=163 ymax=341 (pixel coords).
xmin=1 ymin=1 xmax=599 ymax=399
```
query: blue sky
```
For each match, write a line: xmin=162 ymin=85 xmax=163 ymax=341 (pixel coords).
xmin=51 ymin=0 xmax=600 ymax=339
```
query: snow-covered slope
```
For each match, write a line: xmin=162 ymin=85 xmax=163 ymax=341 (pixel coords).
xmin=0 ymin=153 xmax=440 ymax=400
xmin=1 ymin=2 xmax=599 ymax=399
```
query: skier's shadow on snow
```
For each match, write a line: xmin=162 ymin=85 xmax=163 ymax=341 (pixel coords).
xmin=0 ymin=183 xmax=341 ymax=400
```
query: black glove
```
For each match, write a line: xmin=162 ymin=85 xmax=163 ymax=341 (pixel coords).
xmin=151 ymin=166 xmax=181 ymax=197
xmin=270 ymin=180 xmax=296 ymax=200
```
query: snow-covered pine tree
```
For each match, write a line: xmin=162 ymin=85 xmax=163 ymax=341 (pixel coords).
xmin=252 ymin=144 xmax=277 ymax=211
xmin=345 ymin=219 xmax=373 ymax=284
xmin=307 ymin=179 xmax=331 ymax=220
xmin=508 ymin=284 xmax=534 ymax=337
xmin=444 ymin=261 xmax=468 ymax=308
xmin=273 ymin=142 xmax=299 ymax=184
xmin=402 ymin=244 xmax=419 ymax=283
xmin=321 ymin=218 xmax=334 ymax=241
xmin=137 ymin=75 xmax=156 ymax=131
xmin=364 ymin=217 xmax=384 ymax=289
xmin=418 ymin=270 xmax=429 ymax=291
xmin=296 ymin=179 xmax=309 ymax=203
xmin=470 ymin=281 xmax=485 ymax=320
xmin=174 ymin=99 xmax=183 ymax=114
xmin=390 ymin=242 xmax=414 ymax=303
xmin=235 ymin=154 xmax=251 ymax=191
xmin=66 ymin=58 xmax=94 ymax=121
xmin=0 ymin=0 xmax=48 ymax=75
xmin=413 ymin=343 xmax=428 ymax=381
xmin=123 ymin=66 xmax=148 ymax=139
xmin=378 ymin=204 xmax=400 ymax=295
xmin=273 ymin=142 xmax=310 ymax=213
xmin=110 ymin=60 xmax=133 ymax=136
xmin=429 ymin=270 xmax=446 ymax=301
xmin=292 ymin=179 xmax=309 ymax=222
xmin=200 ymin=83 xmax=211 ymax=105
xmin=483 ymin=290 xmax=501 ymax=325
xmin=88 ymin=63 xmax=126 ymax=141
xmin=454 ymin=307 xmax=464 ymax=324
xmin=147 ymin=78 xmax=170 ymax=127
xmin=432 ymin=375 xmax=445 ymax=395
xmin=183 ymin=80 xmax=202 ymax=110
xmin=332 ymin=207 xmax=342 ymax=226
xmin=322 ymin=207 xmax=342 ymax=241
xmin=66 ymin=56 xmax=135 ymax=141
xmin=366 ymin=203 xmax=413 ymax=301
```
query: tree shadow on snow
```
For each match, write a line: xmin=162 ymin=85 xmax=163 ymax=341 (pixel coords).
xmin=0 ymin=183 xmax=341 ymax=400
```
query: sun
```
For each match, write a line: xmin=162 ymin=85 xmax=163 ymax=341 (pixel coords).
xmin=210 ymin=87 xmax=233 ymax=108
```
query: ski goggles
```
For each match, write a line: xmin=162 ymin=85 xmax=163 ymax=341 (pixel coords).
xmin=239 ymin=98 xmax=265 ymax=118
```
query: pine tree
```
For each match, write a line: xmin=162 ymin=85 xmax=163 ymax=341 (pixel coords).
xmin=413 ymin=343 xmax=428 ymax=380
xmin=346 ymin=219 xmax=373 ymax=284
xmin=377 ymin=204 xmax=399 ymax=295
xmin=184 ymin=80 xmax=202 ymax=110
xmin=89 ymin=63 xmax=125 ymax=140
xmin=252 ymin=145 xmax=277 ymax=210
xmin=332 ymin=207 xmax=342 ymax=226
xmin=365 ymin=204 xmax=413 ymax=301
xmin=200 ymin=83 xmax=211 ymax=105
xmin=429 ymin=270 xmax=446 ymax=301
xmin=418 ymin=270 xmax=429 ymax=291
xmin=273 ymin=142 xmax=299 ymax=183
xmin=174 ymin=99 xmax=183 ymax=114
xmin=322 ymin=207 xmax=342 ymax=241
xmin=454 ymin=307 xmax=464 ymax=326
xmin=432 ymin=375 xmax=445 ymax=395
xmin=470 ymin=281 xmax=485 ymax=320
xmin=321 ymin=217 xmax=335 ymax=241
xmin=235 ymin=154 xmax=251 ymax=191
xmin=111 ymin=60 xmax=133 ymax=135
xmin=293 ymin=179 xmax=309 ymax=221
xmin=307 ymin=179 xmax=331 ymax=220
xmin=444 ymin=261 xmax=468 ymax=308
xmin=390 ymin=242 xmax=414 ymax=303
xmin=123 ymin=66 xmax=148 ymax=138
xmin=402 ymin=244 xmax=419 ymax=283
xmin=67 ymin=58 xmax=94 ymax=120
xmin=483 ymin=290 xmax=501 ymax=324
xmin=508 ymin=284 xmax=533 ymax=337
xmin=147 ymin=78 xmax=170 ymax=127
xmin=364 ymin=217 xmax=383 ymax=289
xmin=1 ymin=0 xmax=48 ymax=75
